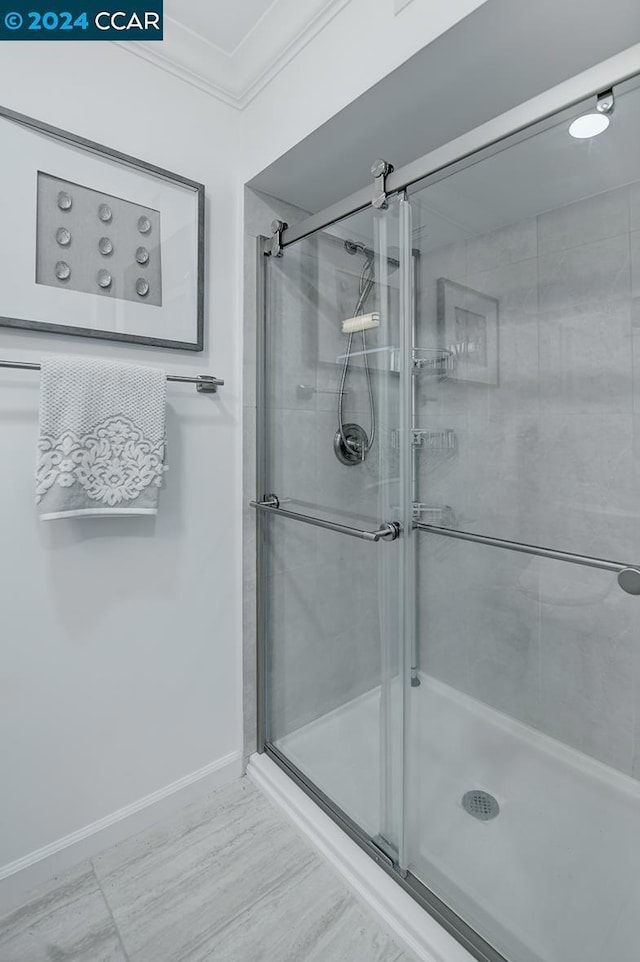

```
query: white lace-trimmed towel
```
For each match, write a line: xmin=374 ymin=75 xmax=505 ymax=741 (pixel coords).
xmin=36 ymin=356 xmax=167 ymax=520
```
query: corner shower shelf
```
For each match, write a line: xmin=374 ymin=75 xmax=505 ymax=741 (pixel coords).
xmin=412 ymin=348 xmax=456 ymax=376
xmin=391 ymin=427 xmax=459 ymax=456
xmin=412 ymin=428 xmax=458 ymax=452
xmin=412 ymin=504 xmax=457 ymax=526
xmin=389 ymin=348 xmax=456 ymax=377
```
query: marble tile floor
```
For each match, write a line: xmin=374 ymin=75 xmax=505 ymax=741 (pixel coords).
xmin=0 ymin=776 xmax=415 ymax=962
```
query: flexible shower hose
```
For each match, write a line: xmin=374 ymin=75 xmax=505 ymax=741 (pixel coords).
xmin=337 ymin=252 xmax=377 ymax=458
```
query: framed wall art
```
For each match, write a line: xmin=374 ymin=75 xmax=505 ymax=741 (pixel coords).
xmin=0 ymin=105 xmax=205 ymax=351
xmin=437 ymin=277 xmax=499 ymax=386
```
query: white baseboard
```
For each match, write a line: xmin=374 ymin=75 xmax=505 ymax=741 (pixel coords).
xmin=247 ymin=752 xmax=474 ymax=962
xmin=0 ymin=751 xmax=242 ymax=916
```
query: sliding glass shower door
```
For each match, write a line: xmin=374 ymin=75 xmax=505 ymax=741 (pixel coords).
xmin=405 ymin=77 xmax=640 ymax=962
xmin=257 ymin=72 xmax=640 ymax=962
xmin=259 ymin=198 xmax=413 ymax=865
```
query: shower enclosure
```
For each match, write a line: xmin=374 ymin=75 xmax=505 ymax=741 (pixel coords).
xmin=252 ymin=65 xmax=640 ymax=962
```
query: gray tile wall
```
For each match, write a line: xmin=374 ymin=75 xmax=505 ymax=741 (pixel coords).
xmin=416 ymin=182 xmax=640 ymax=776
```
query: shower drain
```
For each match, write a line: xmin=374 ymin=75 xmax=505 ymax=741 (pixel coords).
xmin=462 ymin=790 xmax=500 ymax=821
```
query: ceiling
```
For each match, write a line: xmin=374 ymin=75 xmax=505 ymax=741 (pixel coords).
xmin=164 ymin=0 xmax=274 ymax=55
xmin=120 ymin=0 xmax=352 ymax=109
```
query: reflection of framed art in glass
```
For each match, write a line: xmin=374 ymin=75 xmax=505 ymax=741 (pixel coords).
xmin=0 ymin=104 xmax=205 ymax=351
xmin=437 ymin=277 xmax=499 ymax=386
xmin=308 ymin=231 xmax=420 ymax=375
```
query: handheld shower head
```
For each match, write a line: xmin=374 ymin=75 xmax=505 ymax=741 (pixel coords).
xmin=335 ymin=241 xmax=378 ymax=466
xmin=344 ymin=239 xmax=371 ymax=258
xmin=344 ymin=239 xmax=400 ymax=274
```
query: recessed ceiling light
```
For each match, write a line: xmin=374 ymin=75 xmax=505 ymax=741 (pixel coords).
xmin=569 ymin=112 xmax=610 ymax=139
xmin=569 ymin=90 xmax=614 ymax=139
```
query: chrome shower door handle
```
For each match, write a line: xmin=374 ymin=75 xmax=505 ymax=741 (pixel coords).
xmin=250 ymin=497 xmax=401 ymax=543
xmin=369 ymin=521 xmax=402 ymax=542
xmin=617 ymin=568 xmax=640 ymax=595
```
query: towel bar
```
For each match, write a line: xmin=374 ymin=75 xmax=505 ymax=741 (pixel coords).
xmin=0 ymin=359 xmax=224 ymax=393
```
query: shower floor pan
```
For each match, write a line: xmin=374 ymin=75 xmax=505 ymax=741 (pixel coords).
xmin=276 ymin=673 xmax=640 ymax=962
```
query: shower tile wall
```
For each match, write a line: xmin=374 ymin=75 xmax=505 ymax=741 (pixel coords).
xmin=416 ymin=182 xmax=640 ymax=776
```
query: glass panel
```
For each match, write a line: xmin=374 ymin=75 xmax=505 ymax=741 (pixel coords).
xmin=408 ymin=79 xmax=640 ymax=961
xmin=263 ymin=198 xmax=411 ymax=859
xmin=408 ymin=79 xmax=640 ymax=560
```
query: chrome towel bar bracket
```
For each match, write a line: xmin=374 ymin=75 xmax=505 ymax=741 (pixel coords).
xmin=0 ymin=359 xmax=224 ymax=393
xmin=416 ymin=522 xmax=640 ymax=596
xmin=250 ymin=496 xmax=400 ymax=543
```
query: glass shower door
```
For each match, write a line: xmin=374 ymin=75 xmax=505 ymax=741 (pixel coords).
xmin=405 ymin=78 xmax=640 ymax=962
xmin=259 ymin=197 xmax=412 ymax=866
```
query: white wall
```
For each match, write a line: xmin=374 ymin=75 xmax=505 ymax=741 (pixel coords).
xmin=240 ymin=0 xmax=488 ymax=182
xmin=0 ymin=42 xmax=243 ymax=907
xmin=0 ymin=2 xmax=484 ymax=905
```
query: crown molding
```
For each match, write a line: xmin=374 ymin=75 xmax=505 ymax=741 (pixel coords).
xmin=116 ymin=0 xmax=353 ymax=110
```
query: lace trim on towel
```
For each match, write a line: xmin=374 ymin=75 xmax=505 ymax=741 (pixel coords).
xmin=36 ymin=415 xmax=166 ymax=506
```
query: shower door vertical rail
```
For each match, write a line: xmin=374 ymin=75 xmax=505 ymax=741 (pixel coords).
xmin=374 ymin=194 xmax=415 ymax=874
xmin=373 ymin=203 xmax=403 ymax=863
xmin=398 ymin=195 xmax=415 ymax=874
xmin=255 ymin=235 xmax=269 ymax=755
xmin=374 ymin=207 xmax=394 ymax=854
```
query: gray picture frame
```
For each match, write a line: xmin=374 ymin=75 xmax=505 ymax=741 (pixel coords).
xmin=437 ymin=277 xmax=499 ymax=386
xmin=0 ymin=104 xmax=205 ymax=352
